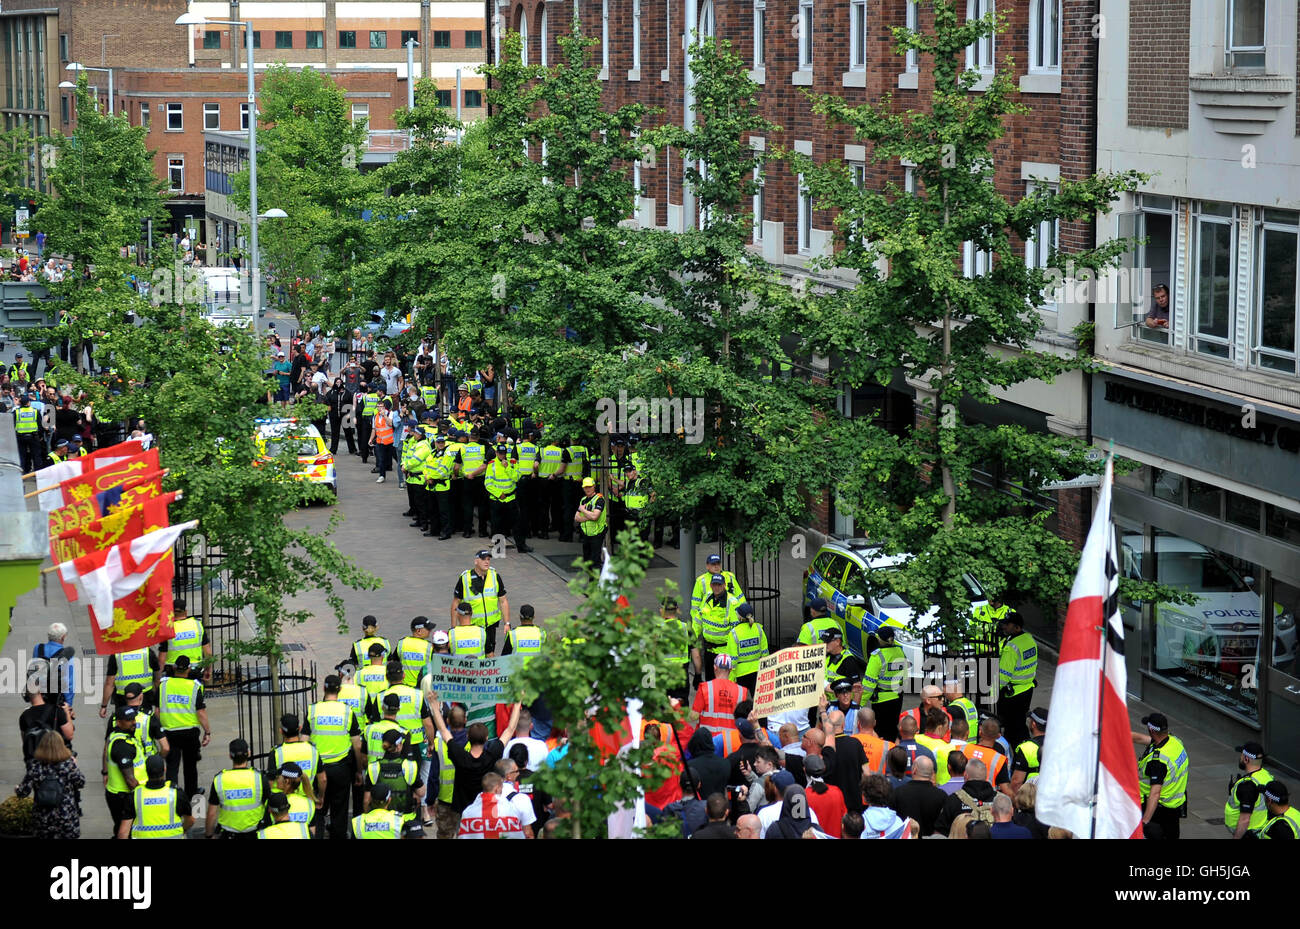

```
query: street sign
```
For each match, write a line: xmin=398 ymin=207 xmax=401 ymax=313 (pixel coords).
xmin=14 ymin=207 xmax=29 ymax=239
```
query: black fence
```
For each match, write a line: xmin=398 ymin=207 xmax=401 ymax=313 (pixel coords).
xmin=233 ymin=658 xmax=318 ymax=771
xmin=172 ymin=536 xmax=243 ymax=690
xmin=717 ymin=529 xmax=783 ymax=647
xmin=920 ymin=626 xmax=1003 ymax=720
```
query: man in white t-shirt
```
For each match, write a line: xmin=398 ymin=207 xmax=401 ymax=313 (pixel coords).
xmin=756 ymin=770 xmax=820 ymax=836
xmin=502 ymin=707 xmax=549 ymax=771
xmin=495 ymin=758 xmax=537 ymax=837
xmin=456 ymin=771 xmax=528 ymax=839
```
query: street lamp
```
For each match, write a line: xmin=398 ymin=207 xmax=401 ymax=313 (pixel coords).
xmin=65 ymin=63 xmax=113 ymax=115
xmin=176 ymin=11 xmax=266 ymax=335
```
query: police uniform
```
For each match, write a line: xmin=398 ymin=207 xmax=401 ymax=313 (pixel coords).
xmin=424 ymin=437 xmax=455 ymax=538
xmin=862 ymin=634 xmax=908 ymax=742
xmin=692 ymin=586 xmax=742 ymax=682
xmin=725 ymin=608 xmax=768 ymax=695
xmin=1138 ymin=718 xmax=1189 ymax=840
xmin=996 ymin=617 xmax=1037 ymax=746
xmin=454 ymin=565 xmax=506 ymax=655
xmin=303 ymin=692 xmax=362 ymax=840
xmin=514 ymin=435 xmax=540 ymax=542
xmin=537 ymin=439 xmax=566 ymax=538
xmin=577 ymin=483 xmax=606 ymax=568
xmin=485 ymin=450 xmax=528 ymax=551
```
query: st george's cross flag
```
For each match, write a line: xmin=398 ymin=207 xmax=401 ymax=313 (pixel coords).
xmin=32 ymin=439 xmax=145 ymax=512
xmin=1035 ymin=455 xmax=1143 ymax=839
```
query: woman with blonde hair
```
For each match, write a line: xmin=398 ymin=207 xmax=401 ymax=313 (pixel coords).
xmin=948 ymin=812 xmax=974 ymax=839
xmin=1012 ymin=779 xmax=1050 ymax=839
xmin=15 ymin=730 xmax=85 ymax=838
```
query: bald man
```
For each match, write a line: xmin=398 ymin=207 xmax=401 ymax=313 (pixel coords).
xmin=736 ymin=813 xmax=763 ymax=839
xmin=821 ymin=707 xmax=869 ymax=813
xmin=892 ymin=753 xmax=947 ymax=836
xmin=852 ymin=706 xmax=895 ymax=777
xmin=900 ymin=684 xmax=952 ymax=736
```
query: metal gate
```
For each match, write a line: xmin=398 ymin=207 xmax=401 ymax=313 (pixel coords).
xmin=920 ymin=626 xmax=1002 ymax=722
xmin=716 ymin=529 xmax=783 ymax=647
xmin=233 ymin=658 xmax=318 ymax=770
xmin=172 ymin=536 xmax=242 ymax=689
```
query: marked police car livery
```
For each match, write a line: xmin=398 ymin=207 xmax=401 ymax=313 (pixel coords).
xmin=254 ymin=418 xmax=338 ymax=499
xmin=803 ymin=539 xmax=989 ymax=677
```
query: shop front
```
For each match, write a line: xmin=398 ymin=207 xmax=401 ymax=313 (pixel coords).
xmin=1093 ymin=369 xmax=1300 ymax=774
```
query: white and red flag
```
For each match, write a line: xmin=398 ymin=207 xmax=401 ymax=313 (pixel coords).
xmin=32 ymin=439 xmax=145 ymax=512
xmin=1036 ymin=455 xmax=1143 ymax=839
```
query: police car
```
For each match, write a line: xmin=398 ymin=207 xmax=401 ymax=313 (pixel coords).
xmin=254 ymin=419 xmax=338 ymax=499
xmin=803 ymin=539 xmax=990 ymax=675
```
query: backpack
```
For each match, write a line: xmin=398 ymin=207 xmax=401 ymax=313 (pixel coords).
xmin=34 ymin=768 xmax=65 ymax=809
xmin=956 ymin=788 xmax=994 ymax=824
xmin=29 ymin=644 xmax=70 ymax=703
xmin=22 ymin=704 xmax=59 ymax=761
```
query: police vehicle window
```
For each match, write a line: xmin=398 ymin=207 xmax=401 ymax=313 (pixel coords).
xmin=841 ymin=567 xmax=869 ymax=599
xmin=812 ymin=552 xmax=836 ymax=576
xmin=266 ymin=438 xmax=319 ymax=458
xmin=823 ymin=554 xmax=853 ymax=585
xmin=962 ymin=573 xmax=985 ymax=600
xmin=867 ymin=567 xmax=911 ymax=610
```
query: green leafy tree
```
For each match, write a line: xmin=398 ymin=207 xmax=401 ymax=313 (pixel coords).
xmin=789 ymin=0 xmax=1146 ymax=629
xmin=0 ymin=124 xmax=37 ymax=230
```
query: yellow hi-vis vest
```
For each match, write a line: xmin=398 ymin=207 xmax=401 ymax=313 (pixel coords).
xmin=396 ymin=635 xmax=433 ymax=688
xmin=1016 ymin=738 xmax=1042 ymax=781
xmin=106 ymin=730 xmax=145 ymax=794
xmin=725 ymin=622 xmax=767 ymax=678
xmin=863 ymin=645 xmax=907 ymax=703
xmin=579 ymin=493 xmax=607 ymax=536
xmin=352 ymin=809 xmax=403 ymax=838
xmin=364 ymin=719 xmax=405 ymax=761
xmin=379 ymin=684 xmax=426 ymax=747
xmin=337 ymin=682 xmax=365 ymax=728
xmin=166 ymin=617 xmax=205 ymax=666
xmin=506 ymin=625 xmax=544 ymax=659
xmin=308 ymin=699 xmax=355 ymax=763
xmin=566 ymin=444 xmax=588 ymax=480
xmin=157 ymin=677 xmax=202 ymax=730
xmin=214 ymin=767 xmax=266 ymax=833
xmin=357 ymin=664 xmax=390 ymax=702
xmin=403 ymin=438 xmax=431 ymax=485
xmin=450 ymin=624 xmax=487 ymax=658
xmin=1139 ymin=735 xmax=1189 ymax=809
xmin=999 ymin=632 xmax=1037 ymax=696
xmin=459 ymin=442 xmax=486 ymax=476
xmin=459 ymin=568 xmax=502 ymax=627
xmin=14 ymin=407 xmax=38 ymax=433
xmin=948 ymin=697 xmax=979 ymax=736
xmin=271 ymin=741 xmax=320 ymax=793
xmin=538 ymin=445 xmax=565 ymax=477
xmin=114 ymin=649 xmax=154 ymax=694
xmin=693 ymin=593 xmax=740 ymax=645
xmin=485 ymin=459 xmax=519 ymax=501
xmin=351 ymin=635 xmax=391 ymax=667
xmin=259 ymin=819 xmax=312 ymax=839
xmin=916 ymin=733 xmax=953 ymax=786
xmin=131 ymin=783 xmax=185 ymax=838
xmin=516 ymin=441 xmax=539 ymax=475
xmin=1258 ymin=806 xmax=1300 ymax=839
xmin=1225 ymin=768 xmax=1274 ymax=833
xmin=434 ymin=736 xmax=455 ymax=803
xmin=423 ymin=450 xmax=454 ymax=491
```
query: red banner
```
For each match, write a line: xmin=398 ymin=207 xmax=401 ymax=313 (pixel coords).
xmin=85 ymin=552 xmax=177 ymax=656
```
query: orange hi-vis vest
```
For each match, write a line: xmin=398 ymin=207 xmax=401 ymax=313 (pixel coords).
xmin=640 ymin=719 xmax=674 ymax=746
xmin=900 ymin=705 xmax=952 ymax=741
xmin=694 ymin=679 xmax=749 ymax=732
xmin=373 ymin=413 xmax=394 ymax=445
xmin=716 ymin=728 xmax=743 ymax=756
xmin=962 ymin=742 xmax=1009 ymax=785
xmin=852 ymin=733 xmax=896 ymax=774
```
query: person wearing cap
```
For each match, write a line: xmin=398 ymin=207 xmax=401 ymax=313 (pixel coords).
xmin=105 ymin=705 xmax=146 ymax=837
xmin=12 ymin=386 xmax=40 ymax=472
xmin=376 ymin=659 xmax=436 ymax=794
xmin=159 ymin=598 xmax=211 ymax=683
xmin=1009 ymin=707 xmax=1047 ymax=793
xmin=271 ymin=714 xmax=322 ymax=806
xmin=273 ymin=349 xmax=292 ymax=403
xmin=619 ymin=462 xmax=650 ymax=545
xmin=1226 ymin=740 xmax=1275 ymax=839
xmin=356 ymin=642 xmax=391 ymax=705
xmin=693 ymin=572 xmax=744 ymax=683
xmin=205 ymin=738 xmax=269 ymax=839
xmin=691 ymin=554 xmax=745 ymax=626
xmin=65 ymin=433 xmax=87 ymax=457
xmin=659 ymin=598 xmax=695 ymax=700
xmin=102 ymin=682 xmax=168 ymax=779
xmin=996 ymin=611 xmax=1037 ymax=746
xmin=574 ymin=475 xmax=607 ymax=566
xmin=100 ymin=645 xmax=161 ymax=717
xmin=457 ymin=426 xmax=490 ymax=537
xmin=119 ymin=754 xmax=192 ymax=839
xmin=795 ymin=597 xmax=839 ymax=647
xmin=451 ymin=549 xmax=509 ymax=656
xmin=942 ymin=680 xmax=979 ymax=742
xmin=1131 ymin=712 xmax=1189 ymax=839
xmin=423 ymin=431 xmax=456 ymax=539
xmin=514 ymin=428 xmax=540 ymax=541
xmin=823 ymin=627 xmax=865 ymax=689
xmin=861 ymin=624 xmax=908 ymax=742
xmin=431 ymin=629 xmax=452 ymax=655
xmin=345 ymin=615 xmax=390 ymax=671
xmin=401 ymin=421 xmax=433 ymax=529
xmin=971 ymin=594 xmax=1009 ymax=629
xmin=502 ymin=604 xmax=546 ymax=663
xmin=486 ymin=441 xmax=533 ymax=553
xmin=449 ymin=602 xmax=488 ymax=658
xmin=724 ymin=603 xmax=769 ymax=694
xmin=48 ymin=437 xmax=69 ymax=464
xmin=1252 ymin=781 xmax=1300 ymax=839
xmin=691 ymin=653 xmax=751 ymax=734
xmin=394 ymin=617 xmax=435 ymax=688
xmin=537 ymin=432 xmax=567 ymax=539
xmin=303 ymin=674 xmax=364 ymax=839
xmin=334 ymin=664 xmax=367 ymax=753
xmin=828 ymin=679 xmax=863 ymax=736
xmin=365 ymin=728 xmax=424 ymax=826
xmin=356 ymin=379 xmax=383 ymax=465
xmin=157 ymin=655 xmax=210 ymax=803
xmin=258 ymin=791 xmax=312 ymax=839
xmin=563 ymin=437 xmax=590 ymax=540
xmin=370 ymin=397 xmax=398 ymax=483
xmin=363 ymin=693 xmax=409 ymax=767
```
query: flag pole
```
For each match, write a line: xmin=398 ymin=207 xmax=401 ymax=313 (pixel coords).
xmin=25 ymin=468 xmax=170 ymax=498
xmin=1088 ymin=448 xmax=1114 ymax=840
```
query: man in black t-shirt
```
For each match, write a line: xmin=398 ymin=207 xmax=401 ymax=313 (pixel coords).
xmin=429 ymin=695 xmax=520 ymax=819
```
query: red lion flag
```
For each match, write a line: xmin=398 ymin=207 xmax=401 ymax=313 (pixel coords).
xmin=1036 ymin=455 xmax=1143 ymax=839
xmin=32 ymin=439 xmax=145 ymax=512
xmin=57 ymin=520 xmax=198 ymax=656
xmin=57 ymin=491 xmax=179 ymax=562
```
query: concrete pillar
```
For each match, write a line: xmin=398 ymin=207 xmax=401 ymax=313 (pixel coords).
xmin=230 ymin=0 xmax=241 ymax=70
xmin=421 ymin=0 xmax=431 ymax=83
xmin=326 ymin=0 xmax=338 ymax=68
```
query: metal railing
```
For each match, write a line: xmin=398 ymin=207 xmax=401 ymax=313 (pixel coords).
xmin=172 ymin=536 xmax=243 ymax=689
xmin=717 ymin=528 xmax=783 ymax=647
xmin=233 ymin=658 xmax=318 ymax=771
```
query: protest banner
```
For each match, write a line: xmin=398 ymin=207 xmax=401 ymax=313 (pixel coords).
xmin=752 ymin=644 xmax=826 ymax=717
xmin=421 ymin=653 xmax=522 ymax=703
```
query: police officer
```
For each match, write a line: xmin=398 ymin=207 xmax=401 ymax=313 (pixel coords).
xmin=486 ymin=442 xmax=532 ymax=553
xmin=459 ymin=427 xmax=490 ymax=537
xmin=365 ymin=729 xmax=424 ymax=826
xmin=344 ymin=615 xmax=389 ymax=671
xmin=204 ymin=738 xmax=268 ymax=839
xmin=105 ymin=705 xmax=146 ymax=838
xmin=119 ymin=754 xmax=192 ymax=839
xmin=356 ymin=643 xmax=390 ymax=706
xmin=394 ymin=617 xmax=435 ymax=688
xmin=575 ymin=476 xmax=607 ymax=567
xmin=303 ymin=674 xmax=363 ymax=840
xmin=502 ymin=604 xmax=546 ymax=662
xmin=1132 ymin=712 xmax=1189 ymax=840
xmin=450 ymin=602 xmax=488 ymax=657
xmin=538 ymin=432 xmax=567 ymax=539
xmin=1010 ymin=707 xmax=1047 ymax=793
xmin=1252 ymin=782 xmax=1300 ymax=839
xmin=971 ymin=595 xmax=1009 ymax=631
xmin=12 ymin=391 xmax=41 ymax=473
xmin=861 ymin=625 xmax=907 ymax=742
xmin=363 ymin=693 xmax=409 ymax=770
xmin=271 ymin=714 xmax=321 ymax=803
xmin=796 ymin=598 xmax=840 ymax=646
xmin=258 ymin=791 xmax=311 ymax=839
xmin=402 ymin=425 xmax=433 ymax=531
xmin=693 ymin=573 xmax=742 ymax=682
xmin=691 ymin=554 xmax=745 ymax=619
xmin=659 ymin=598 xmax=694 ymax=700
xmin=424 ymin=432 xmax=455 ymax=539
xmin=943 ymin=680 xmax=980 ymax=741
xmin=514 ymin=428 xmax=540 ymax=544
xmin=1226 ymin=741 xmax=1274 ymax=839
xmin=374 ymin=659 xmax=436 ymax=810
xmin=357 ymin=380 xmax=382 ymax=465
xmin=159 ymin=599 xmax=212 ymax=683
xmin=726 ymin=603 xmax=768 ymax=695
xmin=102 ymin=682 xmax=169 ymax=775
xmin=100 ymin=646 xmax=160 ymax=716
xmin=352 ymin=783 xmax=404 ymax=839
xmin=996 ymin=611 xmax=1037 ymax=746
xmin=451 ymin=549 xmax=509 ymax=656
xmin=49 ymin=437 xmax=69 ymax=463
xmin=157 ymin=656 xmax=210 ymax=802
xmin=822 ymin=628 xmax=865 ymax=687
xmin=563 ymin=438 xmax=590 ymax=539
xmin=621 ymin=464 xmax=650 ymax=545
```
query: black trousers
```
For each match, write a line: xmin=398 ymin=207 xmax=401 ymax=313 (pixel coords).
xmin=406 ymin=481 xmax=426 ymax=524
xmin=581 ymin=530 xmax=605 ymax=568
xmin=357 ymin=417 xmax=372 ymax=462
xmin=321 ymin=758 xmax=354 ymax=839
xmin=106 ymin=789 xmax=133 ymax=838
xmin=997 ymin=687 xmax=1034 ymax=747
xmin=484 ymin=622 xmax=501 ymax=656
xmin=608 ymin=500 xmax=626 ymax=545
xmin=163 ymin=728 xmax=202 ymax=800
xmin=433 ymin=488 xmax=453 ymax=536
xmin=1143 ymin=803 xmax=1184 ymax=840
xmin=16 ymin=433 xmax=40 ymax=473
xmin=545 ymin=479 xmax=565 ymax=536
xmin=464 ymin=478 xmax=489 ymax=535
xmin=514 ymin=480 xmax=533 ymax=541
xmin=872 ymin=698 xmax=902 ymax=743
xmin=561 ymin=482 xmax=583 ymax=542
xmin=625 ymin=511 xmax=649 ymax=545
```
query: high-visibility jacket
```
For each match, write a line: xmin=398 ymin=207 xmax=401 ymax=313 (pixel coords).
xmin=271 ymin=741 xmax=319 ymax=793
xmin=538 ymin=444 xmax=565 ymax=477
xmin=445 ymin=440 xmax=466 ymax=476
xmin=357 ymin=664 xmax=390 ymax=702
xmin=1225 ymin=768 xmax=1275 ymax=833
xmin=999 ymin=632 xmax=1037 ymax=696
xmin=450 ymin=624 xmax=487 ymax=658
xmin=373 ymin=412 xmax=394 ymax=445
xmin=862 ymin=646 xmax=907 ymax=703
xmin=578 ymin=493 xmax=607 ymax=536
xmin=716 ymin=728 xmax=743 ymax=756
xmin=419 ymin=384 xmax=440 ymax=407
xmin=663 ymin=617 xmax=690 ymax=664
xmin=825 ymin=650 xmax=856 ymax=685
xmin=131 ymin=783 xmax=185 ymax=838
xmin=402 ymin=437 xmax=431 ymax=485
xmin=285 ymin=792 xmax=314 ymax=826
xmin=367 ymin=757 xmax=420 ymax=822
xmin=364 ymin=719 xmax=405 ymax=762
xmin=458 ymin=568 xmax=503 ymax=628
xmin=1015 ymin=737 xmax=1043 ymax=782
xmin=423 ymin=449 xmax=454 ymax=491
xmin=361 ymin=391 xmax=381 ymax=416
xmin=433 ymin=736 xmax=455 ymax=803
xmin=851 ymin=733 xmax=895 ymax=774
xmin=623 ymin=478 xmax=648 ymax=510
xmin=395 ymin=635 xmax=433 ymax=688
xmin=506 ymin=625 xmax=545 ymax=660
xmin=128 ymin=710 xmax=162 ymax=761
xmin=691 ymin=571 xmax=744 ymax=617
xmin=157 ymin=676 xmax=202 ymax=731
xmin=694 ymin=679 xmax=750 ymax=732
xmin=947 ymin=698 xmax=979 ymax=736
xmin=692 ymin=592 xmax=741 ymax=645
xmin=971 ymin=603 xmax=1009 ymax=626
xmin=485 ymin=459 xmax=520 ymax=501
xmin=962 ymin=742 xmax=1010 ymax=785
xmin=796 ymin=616 xmax=840 ymax=646
xmin=1257 ymin=806 xmax=1300 ymax=839
xmin=1139 ymin=735 xmax=1189 ymax=809
xmin=379 ymin=684 xmax=427 ymax=748
xmin=352 ymin=809 xmax=403 ymax=838
xmin=308 ymin=699 xmax=355 ymax=763
xmin=106 ymin=731 xmax=145 ymax=793
xmin=516 ymin=441 xmax=539 ymax=476
xmin=14 ymin=407 xmax=38 ymax=433
xmin=213 ymin=767 xmax=266 ymax=833
xmin=337 ymin=682 xmax=365 ymax=729
xmin=459 ymin=442 xmax=486 ymax=476
xmin=565 ymin=444 xmax=588 ymax=480
xmin=259 ymin=819 xmax=312 ymax=839
xmin=916 ymin=733 xmax=954 ymax=786
xmin=114 ymin=649 xmax=154 ymax=694
xmin=725 ymin=622 xmax=767 ymax=678
xmin=166 ymin=617 xmax=205 ymax=666
xmin=350 ymin=634 xmax=391 ymax=667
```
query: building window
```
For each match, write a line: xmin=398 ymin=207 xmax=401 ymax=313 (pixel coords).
xmin=1029 ymin=0 xmax=1060 ymax=72
xmin=850 ymin=0 xmax=867 ymax=71
xmin=166 ymin=102 xmax=183 ymax=131
xmin=464 ymin=89 xmax=482 ymax=108
xmin=59 ymin=33 xmax=69 ymax=62
xmin=1253 ymin=208 xmax=1299 ymax=374
xmin=339 ymin=31 xmax=357 ymax=49
xmin=963 ymin=241 xmax=992 ymax=277
xmin=306 ymin=30 xmax=324 ymax=49
xmin=433 ymin=30 xmax=451 ymax=48
xmin=753 ymin=0 xmax=764 ymax=67
xmin=1193 ymin=202 xmax=1237 ymax=359
xmin=602 ymin=0 xmax=610 ymax=71
xmin=351 ymin=103 xmax=369 ymax=126
xmin=466 ymin=30 xmax=483 ymax=48
xmin=798 ymin=0 xmax=814 ymax=70
xmin=251 ymin=31 xmax=262 ymax=49
xmin=141 ymin=103 xmax=150 ymax=129
xmin=435 ymin=89 xmax=452 ymax=108
xmin=798 ymin=173 xmax=812 ymax=253
xmin=540 ymin=7 xmax=549 ymax=66
xmin=401 ymin=30 xmax=420 ymax=47
xmin=204 ymin=102 xmax=220 ymax=131
xmin=168 ymin=155 xmax=184 ymax=191
xmin=1226 ymin=0 xmax=1265 ymax=69
xmin=906 ymin=1 xmax=919 ymax=72
xmin=966 ymin=0 xmax=994 ymax=74
xmin=753 ymin=165 xmax=765 ymax=243
xmin=370 ymin=31 xmax=388 ymax=49
xmin=633 ymin=0 xmax=642 ymax=68
xmin=240 ymin=102 xmax=250 ymax=131
xmin=275 ymin=31 xmax=293 ymax=49
xmin=203 ymin=30 xmax=221 ymax=50
xmin=904 ymin=165 xmax=916 ymax=194
xmin=1025 ymin=182 xmax=1059 ymax=305
xmin=60 ymin=94 xmax=69 ymax=124
xmin=520 ymin=13 xmax=528 ymax=65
